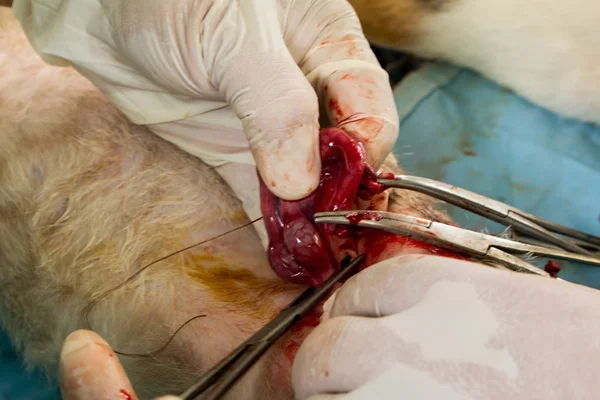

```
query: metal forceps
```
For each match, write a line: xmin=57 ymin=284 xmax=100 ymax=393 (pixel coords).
xmin=377 ymin=175 xmax=600 ymax=255
xmin=313 ymin=211 xmax=600 ymax=277
xmin=179 ymin=255 xmax=365 ymax=400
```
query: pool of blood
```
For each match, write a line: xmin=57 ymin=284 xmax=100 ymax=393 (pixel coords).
xmin=260 ymin=127 xmax=465 ymax=287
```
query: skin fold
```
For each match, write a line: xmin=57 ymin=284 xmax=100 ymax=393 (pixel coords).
xmin=0 ymin=8 xmax=457 ymax=399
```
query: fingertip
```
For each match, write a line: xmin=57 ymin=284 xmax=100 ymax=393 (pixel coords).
xmin=261 ymin=167 xmax=321 ymax=200
xmin=316 ymin=64 xmax=399 ymax=168
xmin=61 ymin=329 xmax=108 ymax=358
xmin=254 ymin=125 xmax=322 ymax=200
xmin=60 ymin=330 xmax=138 ymax=400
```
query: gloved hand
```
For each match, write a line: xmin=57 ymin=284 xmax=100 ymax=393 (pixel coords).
xmin=293 ymin=254 xmax=600 ymax=399
xmin=58 ymin=256 xmax=600 ymax=399
xmin=12 ymin=0 xmax=398 ymax=244
xmin=59 ymin=330 xmax=179 ymax=400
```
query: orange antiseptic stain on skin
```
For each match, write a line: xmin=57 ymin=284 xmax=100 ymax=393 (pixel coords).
xmin=270 ymin=180 xmax=277 ymax=188
xmin=320 ymin=40 xmax=330 ymax=46
xmin=91 ymin=243 xmax=118 ymax=261
xmin=339 ymin=73 xmax=353 ymax=81
xmin=229 ymin=208 xmax=249 ymax=224
xmin=183 ymin=252 xmax=293 ymax=319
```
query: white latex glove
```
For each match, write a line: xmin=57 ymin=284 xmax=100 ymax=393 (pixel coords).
xmin=293 ymin=254 xmax=600 ymax=400
xmin=59 ymin=330 xmax=179 ymax=400
xmin=12 ymin=0 xmax=399 ymax=245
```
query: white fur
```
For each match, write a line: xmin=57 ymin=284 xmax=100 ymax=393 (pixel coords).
xmin=416 ymin=0 xmax=600 ymax=124
xmin=386 ymin=0 xmax=600 ymax=125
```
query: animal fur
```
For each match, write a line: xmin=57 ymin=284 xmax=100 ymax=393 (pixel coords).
xmin=0 ymin=8 xmax=453 ymax=399
xmin=350 ymin=0 xmax=600 ymax=125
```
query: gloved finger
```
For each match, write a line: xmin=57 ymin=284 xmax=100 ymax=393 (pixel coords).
xmin=301 ymin=363 xmax=473 ymax=400
xmin=59 ymin=330 xmax=139 ymax=400
xmin=294 ymin=273 xmax=495 ymax=398
xmin=206 ymin=1 xmax=321 ymax=201
xmin=284 ymin=0 xmax=399 ymax=168
xmin=293 ymin=273 xmax=596 ymax=400
xmin=327 ymin=254 xmax=487 ymax=318
xmin=294 ymin=285 xmax=504 ymax=398
xmin=325 ymin=253 xmax=593 ymax=319
xmin=59 ymin=329 xmax=180 ymax=400
xmin=320 ymin=66 xmax=398 ymax=169
xmin=292 ymin=315 xmax=409 ymax=398
xmin=295 ymin=256 xmax=600 ymax=399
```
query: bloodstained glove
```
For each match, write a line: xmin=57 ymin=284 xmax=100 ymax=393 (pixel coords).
xmin=293 ymin=254 xmax=600 ymax=399
xmin=13 ymin=0 xmax=399 ymax=244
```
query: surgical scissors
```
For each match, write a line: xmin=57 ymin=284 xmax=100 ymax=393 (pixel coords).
xmin=179 ymin=255 xmax=365 ymax=400
xmin=377 ymin=175 xmax=600 ymax=255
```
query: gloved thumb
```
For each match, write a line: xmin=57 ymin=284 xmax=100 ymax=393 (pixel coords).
xmin=203 ymin=1 xmax=321 ymax=200
xmin=59 ymin=330 xmax=180 ymax=400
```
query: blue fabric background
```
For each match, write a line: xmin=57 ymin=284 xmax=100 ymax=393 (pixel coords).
xmin=392 ymin=62 xmax=600 ymax=287
xmin=0 ymin=328 xmax=60 ymax=399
